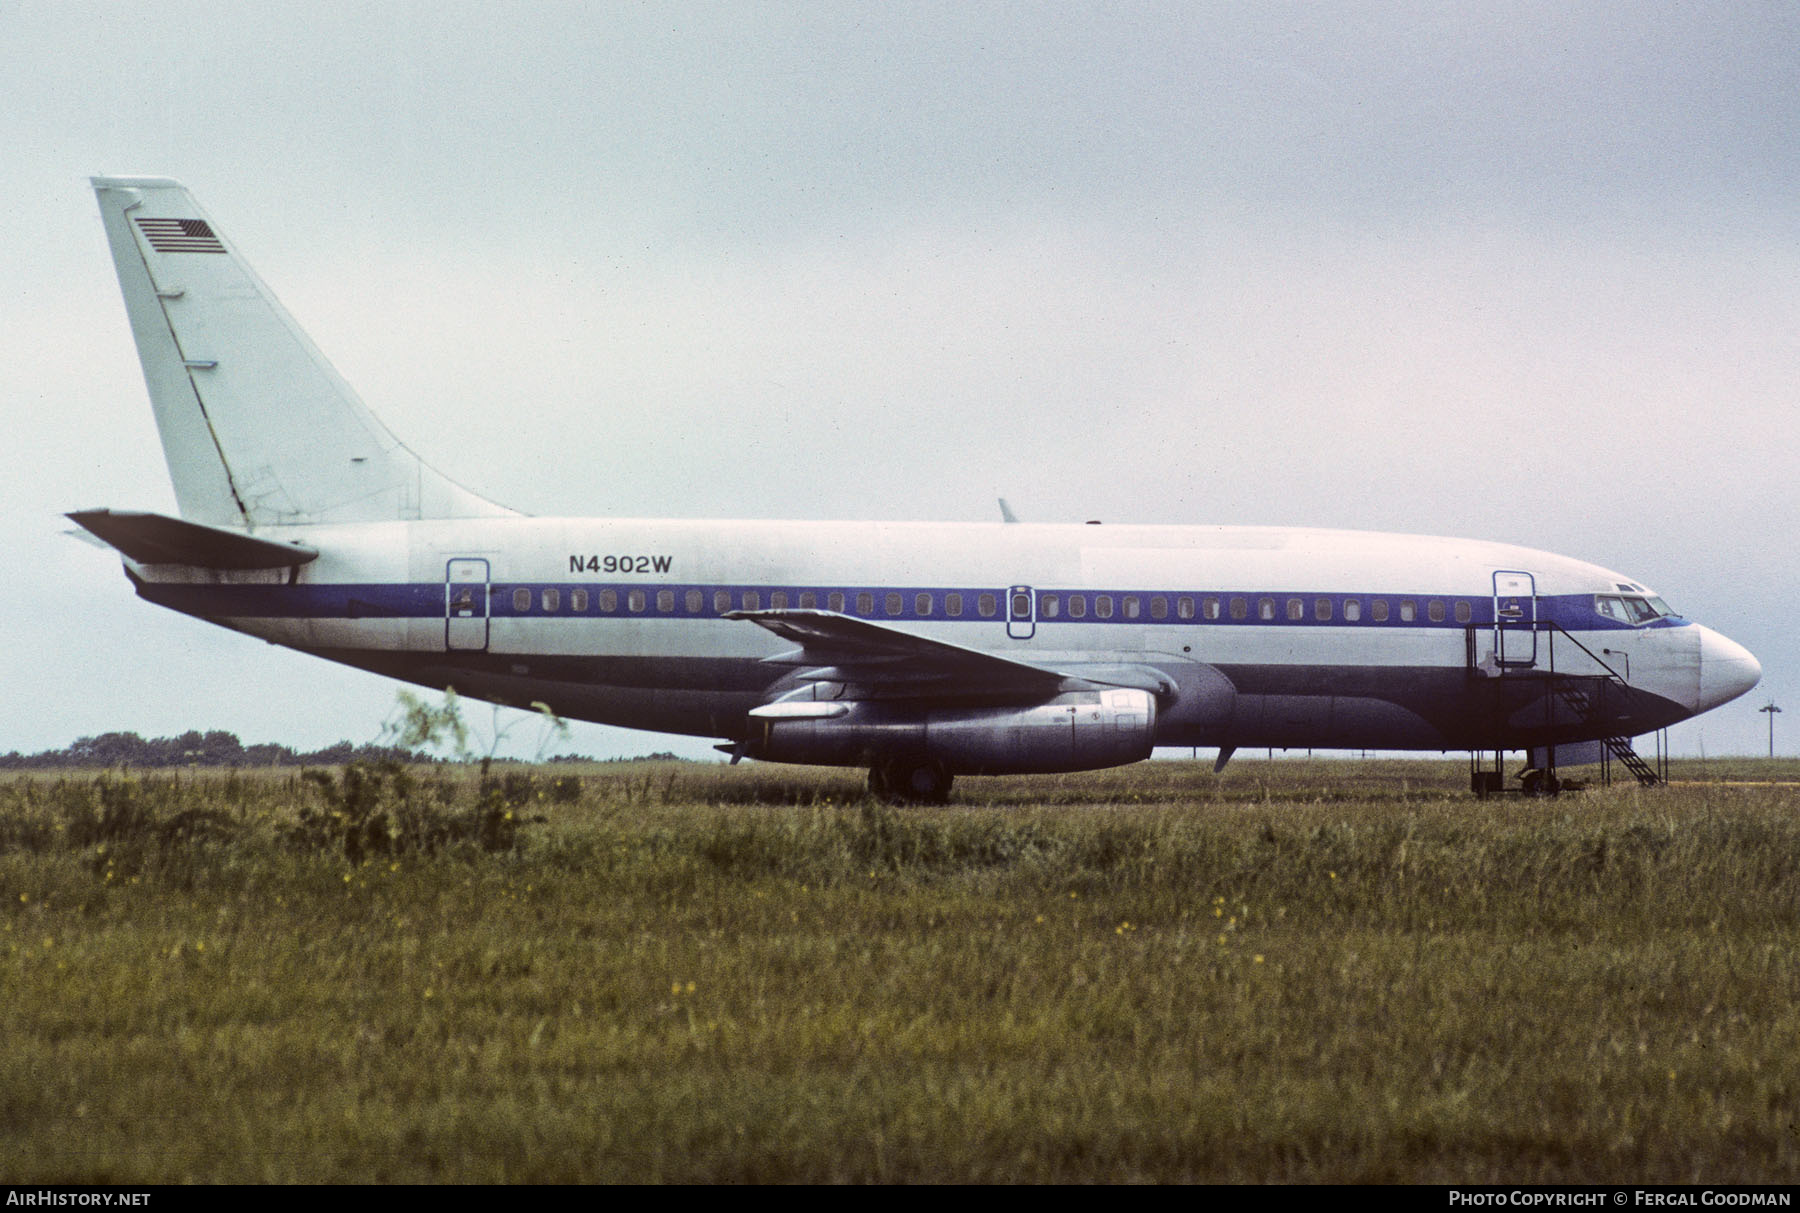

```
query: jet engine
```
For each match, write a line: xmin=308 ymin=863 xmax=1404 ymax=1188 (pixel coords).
xmin=743 ymin=688 xmax=1157 ymax=775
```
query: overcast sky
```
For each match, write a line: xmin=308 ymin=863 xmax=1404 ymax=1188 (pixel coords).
xmin=3 ymin=1 xmax=1793 ymax=761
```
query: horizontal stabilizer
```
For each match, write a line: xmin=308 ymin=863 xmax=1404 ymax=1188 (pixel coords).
xmin=66 ymin=509 xmax=318 ymax=569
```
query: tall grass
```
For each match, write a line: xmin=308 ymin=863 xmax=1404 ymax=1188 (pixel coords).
xmin=1 ymin=761 xmax=1796 ymax=1181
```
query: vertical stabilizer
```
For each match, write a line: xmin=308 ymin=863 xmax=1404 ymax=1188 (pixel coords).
xmin=91 ymin=176 xmax=514 ymax=526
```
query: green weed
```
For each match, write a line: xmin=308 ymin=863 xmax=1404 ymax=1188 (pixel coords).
xmin=1 ymin=760 xmax=1796 ymax=1182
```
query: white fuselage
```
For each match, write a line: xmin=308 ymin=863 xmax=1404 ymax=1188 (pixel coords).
xmin=124 ymin=517 xmax=1762 ymax=759
xmin=84 ymin=177 xmax=1763 ymax=787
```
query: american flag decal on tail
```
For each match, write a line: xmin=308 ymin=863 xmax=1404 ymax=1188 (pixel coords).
xmin=133 ymin=216 xmax=225 ymax=254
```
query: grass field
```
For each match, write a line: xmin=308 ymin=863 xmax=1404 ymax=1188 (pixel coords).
xmin=2 ymin=757 xmax=1798 ymax=1182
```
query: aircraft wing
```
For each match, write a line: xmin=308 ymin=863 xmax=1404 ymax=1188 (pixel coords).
xmin=724 ymin=609 xmax=1174 ymax=701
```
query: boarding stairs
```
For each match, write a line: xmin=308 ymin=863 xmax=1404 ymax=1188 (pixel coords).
xmin=1471 ymin=576 xmax=1666 ymax=793
xmin=1548 ymin=679 xmax=1663 ymax=788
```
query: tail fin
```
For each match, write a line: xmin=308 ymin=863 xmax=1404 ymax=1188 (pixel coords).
xmin=91 ymin=176 xmax=514 ymax=527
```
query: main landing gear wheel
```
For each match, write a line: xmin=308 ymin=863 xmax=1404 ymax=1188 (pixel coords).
xmin=869 ymin=758 xmax=953 ymax=804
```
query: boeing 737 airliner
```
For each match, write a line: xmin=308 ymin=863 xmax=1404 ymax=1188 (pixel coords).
xmin=72 ymin=177 xmax=1761 ymax=799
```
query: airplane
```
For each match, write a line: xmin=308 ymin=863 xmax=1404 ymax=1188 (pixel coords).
xmin=71 ymin=176 xmax=1762 ymax=801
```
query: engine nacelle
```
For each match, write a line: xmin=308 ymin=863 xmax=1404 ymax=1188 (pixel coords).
xmin=744 ymin=688 xmax=1157 ymax=774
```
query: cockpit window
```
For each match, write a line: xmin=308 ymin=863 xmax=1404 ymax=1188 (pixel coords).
xmin=1595 ymin=595 xmax=1669 ymax=625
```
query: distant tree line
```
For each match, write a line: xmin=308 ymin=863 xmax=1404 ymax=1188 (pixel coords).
xmin=0 ymin=731 xmax=698 ymax=770
xmin=0 ymin=729 xmax=431 ymax=770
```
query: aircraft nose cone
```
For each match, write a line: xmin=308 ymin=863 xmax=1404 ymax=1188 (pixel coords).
xmin=1696 ymin=626 xmax=1761 ymax=713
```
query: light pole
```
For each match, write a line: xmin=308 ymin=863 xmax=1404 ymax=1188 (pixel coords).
xmin=1759 ymin=702 xmax=1781 ymax=760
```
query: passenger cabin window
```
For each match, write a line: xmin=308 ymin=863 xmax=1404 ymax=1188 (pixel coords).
xmin=1068 ymin=596 xmax=1087 ymax=619
xmin=1123 ymin=596 xmax=1140 ymax=619
xmin=1344 ymin=599 xmax=1361 ymax=621
xmin=1315 ymin=597 xmax=1332 ymax=621
xmin=885 ymin=592 xmax=903 ymax=616
xmin=1230 ymin=597 xmax=1247 ymax=620
xmin=915 ymin=593 xmax=933 ymax=616
xmin=513 ymin=588 xmax=531 ymax=612
xmin=1259 ymin=598 xmax=1276 ymax=621
xmin=572 ymin=589 xmax=589 ymax=613
xmin=657 ymin=590 xmax=674 ymax=612
xmin=1454 ymin=601 xmax=1472 ymax=623
xmin=686 ymin=590 xmax=703 ymax=613
xmin=542 ymin=588 xmax=559 ymax=612
xmin=857 ymin=592 xmax=875 ymax=616
xmin=829 ymin=592 xmax=846 ymax=613
xmin=1041 ymin=594 xmax=1060 ymax=619
xmin=1286 ymin=598 xmax=1304 ymax=622
xmin=713 ymin=590 xmax=730 ymax=614
xmin=1428 ymin=599 xmax=1445 ymax=623
xmin=799 ymin=591 xmax=817 ymax=610
xmin=601 ymin=590 xmax=619 ymax=612
xmin=947 ymin=593 xmax=964 ymax=617
xmin=1399 ymin=600 xmax=1416 ymax=622
xmin=628 ymin=589 xmax=646 ymax=612
xmin=1095 ymin=596 xmax=1113 ymax=620
xmin=1201 ymin=597 xmax=1220 ymax=620
xmin=770 ymin=591 xmax=788 ymax=609
xmin=1370 ymin=599 xmax=1388 ymax=622
xmin=1177 ymin=596 xmax=1196 ymax=620
xmin=742 ymin=591 xmax=760 ymax=611
xmin=1151 ymin=596 xmax=1169 ymax=620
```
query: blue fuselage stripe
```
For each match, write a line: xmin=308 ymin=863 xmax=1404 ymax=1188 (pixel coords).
xmin=133 ymin=580 xmax=1685 ymax=634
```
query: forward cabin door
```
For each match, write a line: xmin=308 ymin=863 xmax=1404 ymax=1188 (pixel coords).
xmin=445 ymin=558 xmax=491 ymax=651
xmin=1491 ymin=569 xmax=1538 ymax=669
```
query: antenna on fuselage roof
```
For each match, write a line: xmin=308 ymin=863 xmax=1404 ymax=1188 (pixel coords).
xmin=998 ymin=498 xmax=1020 ymax=524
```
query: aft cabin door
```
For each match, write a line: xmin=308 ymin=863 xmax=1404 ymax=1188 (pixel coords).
xmin=445 ymin=558 xmax=490 ymax=651
xmin=1491 ymin=569 xmax=1538 ymax=669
